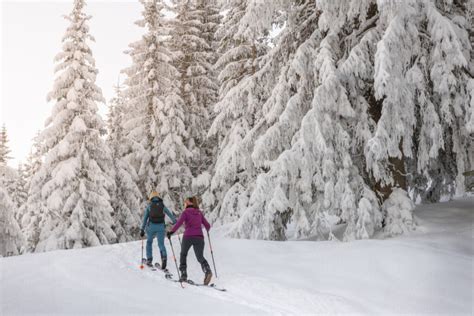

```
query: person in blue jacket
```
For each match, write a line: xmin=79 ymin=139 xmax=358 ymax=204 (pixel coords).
xmin=140 ymin=191 xmax=176 ymax=270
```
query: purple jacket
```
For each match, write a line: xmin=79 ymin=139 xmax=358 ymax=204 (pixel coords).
xmin=171 ymin=207 xmax=211 ymax=238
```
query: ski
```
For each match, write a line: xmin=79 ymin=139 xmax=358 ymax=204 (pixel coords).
xmin=141 ymin=259 xmax=171 ymax=277
xmin=142 ymin=258 xmax=157 ymax=271
xmin=154 ymin=263 xmax=173 ymax=279
xmin=166 ymin=278 xmax=227 ymax=291
xmin=166 ymin=277 xmax=186 ymax=288
xmin=182 ymin=280 xmax=227 ymax=292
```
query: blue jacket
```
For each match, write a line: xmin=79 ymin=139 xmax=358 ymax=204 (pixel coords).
xmin=141 ymin=197 xmax=177 ymax=230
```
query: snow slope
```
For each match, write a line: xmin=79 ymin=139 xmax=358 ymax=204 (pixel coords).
xmin=1 ymin=198 xmax=473 ymax=315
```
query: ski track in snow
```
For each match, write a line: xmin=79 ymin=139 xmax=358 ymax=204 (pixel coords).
xmin=1 ymin=197 xmax=473 ymax=315
xmin=112 ymin=243 xmax=357 ymax=315
xmin=211 ymin=275 xmax=359 ymax=315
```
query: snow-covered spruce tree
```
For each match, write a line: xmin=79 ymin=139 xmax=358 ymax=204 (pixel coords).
xmin=0 ymin=126 xmax=25 ymax=254
xmin=219 ymin=0 xmax=472 ymax=240
xmin=366 ymin=0 xmax=472 ymax=234
xmin=215 ymin=0 xmax=255 ymax=98
xmin=21 ymin=176 xmax=46 ymax=252
xmin=0 ymin=187 xmax=25 ymax=256
xmin=22 ymin=131 xmax=44 ymax=196
xmin=18 ymin=132 xmax=43 ymax=242
xmin=236 ymin=0 xmax=372 ymax=240
xmin=190 ymin=0 xmax=222 ymax=197
xmin=10 ymin=163 xmax=28 ymax=224
xmin=234 ymin=0 xmax=382 ymax=241
xmin=27 ymin=0 xmax=117 ymax=252
xmin=107 ymin=84 xmax=141 ymax=242
xmin=0 ymin=166 xmax=18 ymax=209
xmin=0 ymin=125 xmax=24 ymax=225
xmin=0 ymin=125 xmax=20 ymax=211
xmin=205 ymin=0 xmax=271 ymax=223
xmin=0 ymin=124 xmax=12 ymax=165
xmin=21 ymin=134 xmax=47 ymax=252
xmin=122 ymin=0 xmax=192 ymax=211
xmin=170 ymin=0 xmax=220 ymax=186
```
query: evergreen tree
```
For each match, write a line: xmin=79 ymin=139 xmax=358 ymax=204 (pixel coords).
xmin=107 ymin=83 xmax=142 ymax=242
xmin=366 ymin=0 xmax=472 ymax=231
xmin=0 ymin=164 xmax=18 ymax=208
xmin=19 ymin=132 xmax=44 ymax=245
xmin=215 ymin=0 xmax=257 ymax=98
xmin=0 ymin=124 xmax=12 ymax=165
xmin=171 ymin=0 xmax=220 ymax=183
xmin=205 ymin=0 xmax=268 ymax=222
xmin=235 ymin=0 xmax=380 ymax=241
xmin=211 ymin=0 xmax=473 ymax=240
xmin=122 ymin=0 xmax=192 ymax=210
xmin=27 ymin=0 xmax=117 ymax=252
xmin=11 ymin=163 xmax=28 ymax=223
xmin=0 ymin=187 xmax=24 ymax=257
xmin=0 ymin=126 xmax=19 ymax=212
xmin=23 ymin=131 xmax=44 ymax=195
xmin=11 ymin=163 xmax=28 ymax=228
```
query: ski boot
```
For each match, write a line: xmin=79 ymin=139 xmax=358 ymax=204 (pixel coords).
xmin=146 ymin=258 xmax=153 ymax=267
xmin=179 ymin=269 xmax=187 ymax=282
xmin=202 ymin=262 xmax=212 ymax=285
xmin=161 ymin=256 xmax=167 ymax=271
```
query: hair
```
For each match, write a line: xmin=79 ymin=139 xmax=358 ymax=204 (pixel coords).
xmin=186 ymin=196 xmax=199 ymax=209
xmin=149 ymin=191 xmax=159 ymax=201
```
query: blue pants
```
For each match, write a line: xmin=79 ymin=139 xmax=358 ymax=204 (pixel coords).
xmin=146 ymin=223 xmax=167 ymax=260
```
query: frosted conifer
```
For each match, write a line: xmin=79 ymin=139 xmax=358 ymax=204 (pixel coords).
xmin=0 ymin=124 xmax=12 ymax=165
xmin=170 ymin=0 xmax=220 ymax=184
xmin=107 ymin=83 xmax=142 ymax=241
xmin=27 ymin=0 xmax=117 ymax=252
xmin=210 ymin=0 xmax=472 ymax=240
xmin=0 ymin=187 xmax=24 ymax=257
xmin=10 ymin=163 xmax=28 ymax=225
xmin=122 ymin=0 xmax=192 ymax=210
xmin=206 ymin=0 xmax=268 ymax=221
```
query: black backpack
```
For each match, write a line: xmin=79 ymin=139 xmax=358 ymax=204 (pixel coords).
xmin=149 ymin=200 xmax=165 ymax=224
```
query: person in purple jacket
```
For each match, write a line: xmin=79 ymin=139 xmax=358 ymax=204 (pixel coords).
xmin=167 ymin=196 xmax=212 ymax=285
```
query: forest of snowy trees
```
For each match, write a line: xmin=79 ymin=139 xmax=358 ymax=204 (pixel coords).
xmin=1 ymin=0 xmax=473 ymax=256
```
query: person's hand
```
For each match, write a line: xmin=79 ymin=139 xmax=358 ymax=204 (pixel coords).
xmin=166 ymin=231 xmax=173 ymax=239
xmin=140 ymin=229 xmax=145 ymax=238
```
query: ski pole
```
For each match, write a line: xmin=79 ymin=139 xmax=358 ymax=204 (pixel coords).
xmin=168 ymin=236 xmax=182 ymax=284
xmin=206 ymin=230 xmax=218 ymax=278
xmin=140 ymin=238 xmax=144 ymax=270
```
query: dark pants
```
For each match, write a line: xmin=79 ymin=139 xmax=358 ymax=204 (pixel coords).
xmin=180 ymin=237 xmax=210 ymax=273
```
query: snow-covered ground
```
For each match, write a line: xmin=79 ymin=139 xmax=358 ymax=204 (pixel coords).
xmin=1 ymin=197 xmax=473 ymax=315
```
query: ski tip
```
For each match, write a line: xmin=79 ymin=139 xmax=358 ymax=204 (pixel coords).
xmin=210 ymin=284 xmax=227 ymax=291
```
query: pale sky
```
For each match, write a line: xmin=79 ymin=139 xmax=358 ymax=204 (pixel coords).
xmin=1 ymin=0 xmax=143 ymax=167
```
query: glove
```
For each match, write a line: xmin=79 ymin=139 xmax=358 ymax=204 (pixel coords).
xmin=166 ymin=231 xmax=173 ymax=239
xmin=140 ymin=229 xmax=145 ymax=238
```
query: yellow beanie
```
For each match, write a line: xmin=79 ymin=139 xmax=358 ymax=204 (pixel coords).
xmin=149 ymin=191 xmax=159 ymax=200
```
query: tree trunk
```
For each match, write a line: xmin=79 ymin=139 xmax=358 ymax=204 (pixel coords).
xmin=367 ymin=91 xmax=408 ymax=204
